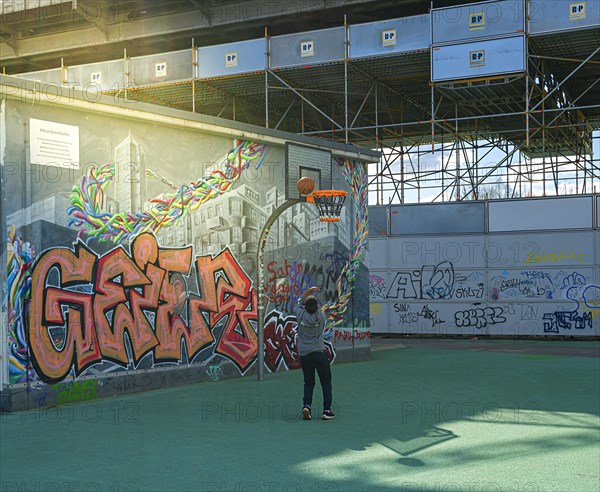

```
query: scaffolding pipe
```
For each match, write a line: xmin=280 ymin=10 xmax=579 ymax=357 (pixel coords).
xmin=265 ymin=27 xmax=270 ymax=128
xmin=344 ymin=15 xmax=349 ymax=144
xmin=192 ymin=38 xmax=196 ymax=113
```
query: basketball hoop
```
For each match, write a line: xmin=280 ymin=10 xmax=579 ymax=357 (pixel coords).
xmin=256 ymin=184 xmax=349 ymax=380
xmin=307 ymin=190 xmax=348 ymax=222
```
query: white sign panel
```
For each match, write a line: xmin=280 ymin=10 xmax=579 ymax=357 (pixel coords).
xmin=489 ymin=196 xmax=593 ymax=232
xmin=225 ymin=52 xmax=238 ymax=67
xmin=432 ymin=36 xmax=525 ymax=82
xmin=29 ymin=118 xmax=79 ymax=169
xmin=155 ymin=62 xmax=167 ymax=77
xmin=382 ymin=29 xmax=397 ymax=46
xmin=300 ymin=40 xmax=314 ymax=57
xmin=569 ymin=2 xmax=587 ymax=19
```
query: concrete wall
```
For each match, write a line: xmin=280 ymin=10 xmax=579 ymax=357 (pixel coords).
xmin=0 ymin=77 xmax=374 ymax=411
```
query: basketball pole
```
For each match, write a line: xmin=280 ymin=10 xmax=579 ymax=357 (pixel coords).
xmin=256 ymin=198 xmax=306 ymax=381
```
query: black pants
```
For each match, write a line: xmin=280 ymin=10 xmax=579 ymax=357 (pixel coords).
xmin=300 ymin=351 xmax=332 ymax=411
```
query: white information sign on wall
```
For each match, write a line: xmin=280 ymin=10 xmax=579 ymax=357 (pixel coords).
xmin=29 ymin=118 xmax=79 ymax=169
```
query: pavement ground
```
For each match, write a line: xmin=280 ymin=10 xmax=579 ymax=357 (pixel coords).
xmin=1 ymin=338 xmax=599 ymax=492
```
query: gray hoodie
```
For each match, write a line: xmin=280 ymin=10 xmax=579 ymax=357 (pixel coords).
xmin=294 ymin=299 xmax=326 ymax=356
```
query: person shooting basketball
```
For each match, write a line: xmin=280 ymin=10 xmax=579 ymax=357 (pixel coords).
xmin=294 ymin=285 xmax=335 ymax=421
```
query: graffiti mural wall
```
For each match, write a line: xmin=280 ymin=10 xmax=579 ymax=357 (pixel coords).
xmin=0 ymin=83 xmax=374 ymax=403
xmin=369 ymin=200 xmax=600 ymax=337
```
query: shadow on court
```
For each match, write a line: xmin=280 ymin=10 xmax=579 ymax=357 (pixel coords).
xmin=1 ymin=339 xmax=599 ymax=492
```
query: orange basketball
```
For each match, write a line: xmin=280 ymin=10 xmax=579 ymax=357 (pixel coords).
xmin=297 ymin=176 xmax=315 ymax=196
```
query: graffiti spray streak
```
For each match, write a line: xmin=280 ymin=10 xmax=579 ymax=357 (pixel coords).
xmin=67 ymin=140 xmax=267 ymax=244
xmin=264 ymin=310 xmax=334 ymax=372
xmin=262 ymin=159 xmax=368 ymax=367
xmin=321 ymin=159 xmax=369 ymax=334
xmin=6 ymin=226 xmax=36 ymax=384
xmin=27 ymin=233 xmax=257 ymax=383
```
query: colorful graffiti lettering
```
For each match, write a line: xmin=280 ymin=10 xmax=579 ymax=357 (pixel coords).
xmin=264 ymin=311 xmax=301 ymax=371
xmin=454 ymin=307 xmax=506 ymax=329
xmin=543 ymin=311 xmax=593 ymax=333
xmin=392 ymin=303 xmax=445 ymax=327
xmin=27 ymin=233 xmax=257 ymax=383
xmin=386 ymin=261 xmax=456 ymax=300
xmin=6 ymin=225 xmax=36 ymax=384
xmin=67 ymin=140 xmax=268 ymax=245
xmin=544 ymin=281 xmax=600 ymax=333
xmin=524 ymin=251 xmax=585 ymax=264
xmin=453 ymin=285 xmax=485 ymax=299
xmin=320 ymin=252 xmax=348 ymax=279
xmin=265 ymin=259 xmax=342 ymax=312
xmin=206 ymin=366 xmax=224 ymax=382
xmin=491 ymin=270 xmax=598 ymax=302
xmin=333 ymin=329 xmax=371 ymax=342
xmin=369 ymin=274 xmax=387 ymax=299
xmin=52 ymin=380 xmax=99 ymax=404
xmin=263 ymin=310 xmax=335 ymax=372
xmin=583 ymin=285 xmax=600 ymax=310
xmin=421 ymin=305 xmax=444 ymax=326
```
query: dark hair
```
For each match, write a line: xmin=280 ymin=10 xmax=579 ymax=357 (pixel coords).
xmin=305 ymin=296 xmax=319 ymax=314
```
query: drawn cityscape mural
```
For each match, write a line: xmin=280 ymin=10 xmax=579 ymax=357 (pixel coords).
xmin=1 ymin=96 xmax=370 ymax=395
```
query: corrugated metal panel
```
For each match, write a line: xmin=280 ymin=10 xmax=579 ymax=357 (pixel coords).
xmin=486 ymin=300 xmax=598 ymax=337
xmin=368 ymin=197 xmax=598 ymax=337
xmin=388 ymin=235 xmax=487 ymax=269
xmin=15 ymin=68 xmax=63 ymax=85
xmin=197 ymin=38 xmax=266 ymax=79
xmin=67 ymin=60 xmax=124 ymax=91
xmin=488 ymin=267 xmax=594 ymax=302
xmin=369 ymin=300 xmax=389 ymax=333
xmin=270 ymin=27 xmax=345 ymax=69
xmin=486 ymin=231 xmax=595 ymax=267
xmin=368 ymin=238 xmax=388 ymax=269
xmin=349 ymin=15 xmax=429 ymax=59
xmin=489 ymin=196 xmax=594 ymax=231
xmin=369 ymin=271 xmax=389 ymax=301
xmin=431 ymin=35 xmax=525 ymax=82
xmin=368 ymin=206 xmax=388 ymax=236
xmin=390 ymin=202 xmax=485 ymax=235
xmin=529 ymin=0 xmax=600 ymax=35
xmin=385 ymin=267 xmax=486 ymax=302
xmin=131 ymin=49 xmax=193 ymax=86
xmin=388 ymin=302 xmax=496 ymax=335
xmin=432 ymin=0 xmax=525 ymax=44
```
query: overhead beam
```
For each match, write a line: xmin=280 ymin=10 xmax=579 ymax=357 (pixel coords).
xmin=72 ymin=0 xmax=110 ymax=40
xmin=0 ymin=9 xmax=211 ymax=63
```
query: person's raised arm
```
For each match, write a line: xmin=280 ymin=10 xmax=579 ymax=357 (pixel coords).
xmin=298 ymin=286 xmax=320 ymax=305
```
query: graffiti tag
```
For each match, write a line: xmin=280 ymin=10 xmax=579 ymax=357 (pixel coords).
xmin=28 ymin=233 xmax=257 ymax=383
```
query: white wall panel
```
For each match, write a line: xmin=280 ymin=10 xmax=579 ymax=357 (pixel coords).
xmin=432 ymin=0 xmax=525 ymax=44
xmin=369 ymin=195 xmax=599 ymax=337
xmin=349 ymin=15 xmax=429 ymax=59
xmin=529 ymin=0 xmax=600 ymax=35
xmin=432 ymin=35 xmax=525 ymax=82
xmin=489 ymin=196 xmax=593 ymax=231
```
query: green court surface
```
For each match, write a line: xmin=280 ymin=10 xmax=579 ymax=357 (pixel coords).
xmin=1 ymin=342 xmax=599 ymax=492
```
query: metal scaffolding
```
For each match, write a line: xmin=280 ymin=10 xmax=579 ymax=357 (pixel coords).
xmin=8 ymin=0 xmax=600 ymax=204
